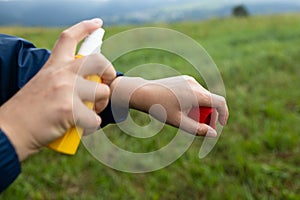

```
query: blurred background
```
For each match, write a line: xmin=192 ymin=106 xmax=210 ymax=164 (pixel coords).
xmin=0 ymin=0 xmax=300 ymax=26
xmin=0 ymin=0 xmax=300 ymax=199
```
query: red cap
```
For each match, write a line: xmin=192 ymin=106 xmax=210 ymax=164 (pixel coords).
xmin=188 ymin=107 xmax=216 ymax=129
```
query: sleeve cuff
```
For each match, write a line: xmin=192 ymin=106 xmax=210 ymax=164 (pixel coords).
xmin=98 ymin=71 xmax=129 ymax=127
xmin=0 ymin=129 xmax=21 ymax=193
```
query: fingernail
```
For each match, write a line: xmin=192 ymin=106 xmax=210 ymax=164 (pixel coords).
xmin=206 ymin=128 xmax=217 ymax=137
xmin=91 ymin=18 xmax=103 ymax=25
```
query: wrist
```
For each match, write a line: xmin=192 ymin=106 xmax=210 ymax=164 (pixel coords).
xmin=110 ymin=76 xmax=149 ymax=111
xmin=0 ymin=106 xmax=38 ymax=161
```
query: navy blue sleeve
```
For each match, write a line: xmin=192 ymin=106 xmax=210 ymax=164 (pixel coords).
xmin=0 ymin=34 xmax=50 ymax=105
xmin=0 ymin=129 xmax=21 ymax=193
xmin=0 ymin=34 xmax=128 ymax=125
xmin=99 ymin=71 xmax=128 ymax=127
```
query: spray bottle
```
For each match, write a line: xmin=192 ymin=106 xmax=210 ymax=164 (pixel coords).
xmin=48 ymin=28 xmax=105 ymax=155
xmin=188 ymin=107 xmax=217 ymax=130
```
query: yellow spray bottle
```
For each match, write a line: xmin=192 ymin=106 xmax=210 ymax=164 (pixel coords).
xmin=48 ymin=28 xmax=105 ymax=155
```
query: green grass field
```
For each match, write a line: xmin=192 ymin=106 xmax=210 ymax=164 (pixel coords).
xmin=1 ymin=14 xmax=300 ymax=199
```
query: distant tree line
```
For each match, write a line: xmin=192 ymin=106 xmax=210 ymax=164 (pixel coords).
xmin=232 ymin=5 xmax=250 ymax=17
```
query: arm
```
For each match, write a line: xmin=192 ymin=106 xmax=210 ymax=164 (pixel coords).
xmin=0 ymin=34 xmax=123 ymax=126
xmin=0 ymin=34 xmax=50 ymax=105
xmin=110 ymin=76 xmax=229 ymax=137
xmin=0 ymin=18 xmax=115 ymax=161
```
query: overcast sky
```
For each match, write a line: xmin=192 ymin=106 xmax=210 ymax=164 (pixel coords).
xmin=0 ymin=0 xmax=299 ymax=6
xmin=0 ymin=0 xmax=299 ymax=2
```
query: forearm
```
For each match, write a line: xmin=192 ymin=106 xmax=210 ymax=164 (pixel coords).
xmin=109 ymin=75 xmax=228 ymax=136
xmin=110 ymin=76 xmax=149 ymax=112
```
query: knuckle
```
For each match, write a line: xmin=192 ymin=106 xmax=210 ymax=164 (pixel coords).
xmin=53 ymin=76 xmax=73 ymax=91
xmin=49 ymin=73 xmax=75 ymax=98
xmin=103 ymin=64 xmax=116 ymax=82
xmin=203 ymin=95 xmax=211 ymax=104
xmin=90 ymin=54 xmax=104 ymax=64
xmin=183 ymin=75 xmax=196 ymax=82
xmin=220 ymin=96 xmax=226 ymax=105
xmin=182 ymin=75 xmax=190 ymax=80
xmin=198 ymin=90 xmax=212 ymax=103
xmin=89 ymin=54 xmax=111 ymax=74
xmin=55 ymin=83 xmax=72 ymax=94
xmin=56 ymin=96 xmax=73 ymax=118
xmin=60 ymin=30 xmax=73 ymax=41
xmin=215 ymin=95 xmax=226 ymax=106
xmin=101 ymin=84 xmax=111 ymax=99
xmin=97 ymin=54 xmax=111 ymax=67
xmin=170 ymin=112 xmax=181 ymax=127
xmin=60 ymin=102 xmax=73 ymax=115
xmin=80 ymin=20 xmax=91 ymax=29
xmin=221 ymin=96 xmax=227 ymax=104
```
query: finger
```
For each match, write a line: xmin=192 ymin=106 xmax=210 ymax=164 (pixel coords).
xmin=73 ymin=98 xmax=102 ymax=135
xmin=75 ymin=76 xmax=110 ymax=103
xmin=196 ymin=91 xmax=229 ymax=126
xmin=212 ymin=108 xmax=219 ymax=127
xmin=211 ymin=94 xmax=229 ymax=126
xmin=180 ymin=114 xmax=217 ymax=137
xmin=95 ymin=98 xmax=109 ymax=113
xmin=51 ymin=18 xmax=103 ymax=61
xmin=75 ymin=54 xmax=116 ymax=85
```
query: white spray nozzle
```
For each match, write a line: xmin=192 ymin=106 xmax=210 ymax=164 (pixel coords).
xmin=78 ymin=28 xmax=105 ymax=56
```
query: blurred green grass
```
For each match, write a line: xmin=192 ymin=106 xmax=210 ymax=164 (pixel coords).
xmin=1 ymin=14 xmax=300 ymax=199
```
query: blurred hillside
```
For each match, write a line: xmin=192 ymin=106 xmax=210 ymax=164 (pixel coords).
xmin=0 ymin=0 xmax=300 ymax=26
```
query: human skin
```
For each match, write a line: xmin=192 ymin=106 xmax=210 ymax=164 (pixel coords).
xmin=0 ymin=18 xmax=116 ymax=161
xmin=110 ymin=76 xmax=229 ymax=137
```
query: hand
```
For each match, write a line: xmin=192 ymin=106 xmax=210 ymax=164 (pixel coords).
xmin=110 ymin=76 xmax=229 ymax=137
xmin=0 ymin=19 xmax=116 ymax=161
